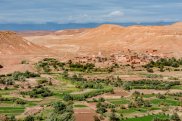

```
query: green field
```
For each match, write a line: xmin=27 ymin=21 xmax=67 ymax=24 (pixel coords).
xmin=107 ymin=98 xmax=129 ymax=105
xmin=74 ymin=104 xmax=88 ymax=108
xmin=171 ymin=85 xmax=182 ymax=90
xmin=123 ymin=114 xmax=170 ymax=121
xmin=1 ymin=57 xmax=182 ymax=120
xmin=0 ymin=107 xmax=25 ymax=115
xmin=151 ymin=99 xmax=180 ymax=106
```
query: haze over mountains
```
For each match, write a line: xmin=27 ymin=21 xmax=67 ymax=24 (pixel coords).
xmin=0 ymin=22 xmax=176 ymax=31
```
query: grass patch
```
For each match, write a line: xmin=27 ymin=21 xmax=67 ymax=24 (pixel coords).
xmin=107 ymin=98 xmax=129 ymax=105
xmin=171 ymin=85 xmax=182 ymax=90
xmin=123 ymin=114 xmax=170 ymax=121
xmin=0 ymin=89 xmax=16 ymax=95
xmin=151 ymin=99 xmax=180 ymax=106
xmin=0 ymin=107 xmax=25 ymax=115
xmin=74 ymin=104 xmax=87 ymax=108
xmin=119 ymin=108 xmax=137 ymax=114
xmin=143 ymin=94 xmax=154 ymax=98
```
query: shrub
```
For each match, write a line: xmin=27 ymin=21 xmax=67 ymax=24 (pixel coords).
xmin=156 ymin=93 xmax=166 ymax=99
xmin=24 ymin=115 xmax=34 ymax=121
xmin=146 ymin=74 xmax=163 ymax=78
xmin=0 ymin=64 xmax=3 ymax=68
xmin=146 ymin=58 xmax=182 ymax=69
xmin=15 ymin=99 xmax=26 ymax=105
xmin=48 ymin=102 xmax=74 ymax=121
xmin=109 ymin=112 xmax=120 ymax=121
xmin=37 ymin=78 xmax=48 ymax=84
xmin=12 ymin=71 xmax=40 ymax=81
xmin=96 ymin=102 xmax=107 ymax=114
xmin=21 ymin=60 xmax=29 ymax=64
xmin=122 ymin=80 xmax=180 ymax=90
xmin=69 ymin=62 xmax=95 ymax=72
xmin=8 ymin=115 xmax=16 ymax=121
xmin=21 ymin=85 xmax=53 ymax=98
xmin=63 ymin=94 xmax=73 ymax=101
xmin=63 ymin=88 xmax=113 ymax=101
xmin=35 ymin=58 xmax=65 ymax=73
xmin=4 ymin=86 xmax=8 ymax=90
xmin=98 ymin=97 xmax=105 ymax=102
xmin=94 ymin=115 xmax=101 ymax=121
xmin=171 ymin=113 xmax=180 ymax=121
xmin=146 ymin=67 xmax=154 ymax=73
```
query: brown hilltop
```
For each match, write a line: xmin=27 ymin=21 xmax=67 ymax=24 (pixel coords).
xmin=0 ymin=31 xmax=48 ymax=55
xmin=24 ymin=22 xmax=182 ymax=57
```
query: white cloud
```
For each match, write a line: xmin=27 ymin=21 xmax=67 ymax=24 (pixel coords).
xmin=108 ymin=10 xmax=124 ymax=17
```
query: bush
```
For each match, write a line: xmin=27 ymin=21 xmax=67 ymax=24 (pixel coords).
xmin=24 ymin=115 xmax=34 ymax=121
xmin=96 ymin=102 xmax=107 ymax=114
xmin=156 ymin=93 xmax=166 ymax=99
xmin=48 ymin=102 xmax=74 ymax=121
xmin=12 ymin=71 xmax=40 ymax=81
xmin=63 ymin=94 xmax=73 ymax=101
xmin=37 ymin=78 xmax=48 ymax=84
xmin=15 ymin=99 xmax=26 ymax=105
xmin=21 ymin=85 xmax=53 ymax=98
xmin=69 ymin=62 xmax=95 ymax=72
xmin=171 ymin=113 xmax=180 ymax=121
xmin=146 ymin=67 xmax=154 ymax=73
xmin=122 ymin=80 xmax=180 ymax=90
xmin=109 ymin=111 xmax=120 ymax=121
xmin=146 ymin=58 xmax=182 ymax=69
xmin=94 ymin=115 xmax=101 ymax=121
xmin=63 ymin=88 xmax=113 ymax=101
xmin=146 ymin=74 xmax=163 ymax=78
xmin=8 ymin=115 xmax=16 ymax=121
xmin=35 ymin=58 xmax=65 ymax=73
xmin=98 ymin=97 xmax=105 ymax=102
xmin=21 ymin=60 xmax=29 ymax=64
xmin=0 ymin=64 xmax=3 ymax=68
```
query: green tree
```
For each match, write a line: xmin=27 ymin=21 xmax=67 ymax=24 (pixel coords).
xmin=48 ymin=102 xmax=74 ymax=121
xmin=96 ymin=102 xmax=107 ymax=114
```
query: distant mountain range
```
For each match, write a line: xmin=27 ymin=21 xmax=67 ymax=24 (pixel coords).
xmin=0 ymin=22 xmax=177 ymax=31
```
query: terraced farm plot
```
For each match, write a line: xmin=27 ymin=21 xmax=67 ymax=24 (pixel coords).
xmin=1 ymin=57 xmax=182 ymax=121
xmin=171 ymin=85 xmax=182 ymax=90
xmin=74 ymin=104 xmax=88 ymax=108
xmin=151 ymin=99 xmax=180 ymax=106
xmin=107 ymin=98 xmax=129 ymax=105
xmin=0 ymin=107 xmax=25 ymax=115
xmin=123 ymin=114 xmax=170 ymax=121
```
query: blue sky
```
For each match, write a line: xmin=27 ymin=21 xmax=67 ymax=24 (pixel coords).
xmin=0 ymin=0 xmax=182 ymax=23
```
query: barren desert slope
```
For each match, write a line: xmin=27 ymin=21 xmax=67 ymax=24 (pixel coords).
xmin=0 ymin=31 xmax=49 ymax=55
xmin=0 ymin=31 xmax=54 ymax=74
xmin=23 ymin=22 xmax=182 ymax=57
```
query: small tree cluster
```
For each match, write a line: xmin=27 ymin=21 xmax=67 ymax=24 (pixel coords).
xmin=48 ymin=102 xmax=74 ymax=121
